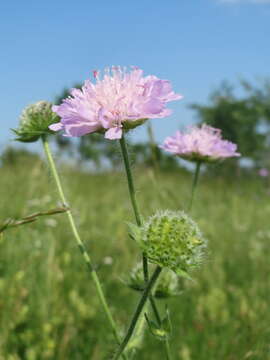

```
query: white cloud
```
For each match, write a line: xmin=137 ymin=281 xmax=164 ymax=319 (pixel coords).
xmin=219 ymin=0 xmax=270 ymax=4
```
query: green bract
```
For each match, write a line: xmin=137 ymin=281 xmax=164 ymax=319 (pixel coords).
xmin=13 ymin=101 xmax=59 ymax=142
xmin=129 ymin=210 xmax=207 ymax=277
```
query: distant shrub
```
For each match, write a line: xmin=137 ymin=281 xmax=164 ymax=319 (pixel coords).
xmin=1 ymin=146 xmax=41 ymax=167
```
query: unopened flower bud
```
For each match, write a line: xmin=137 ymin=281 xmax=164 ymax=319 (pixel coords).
xmin=125 ymin=263 xmax=182 ymax=298
xmin=129 ymin=210 xmax=207 ymax=276
xmin=145 ymin=307 xmax=172 ymax=341
xmin=154 ymin=269 xmax=182 ymax=298
xmin=13 ymin=101 xmax=59 ymax=142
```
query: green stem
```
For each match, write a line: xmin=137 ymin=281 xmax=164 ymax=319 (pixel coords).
xmin=42 ymin=136 xmax=126 ymax=359
xmin=165 ymin=339 xmax=172 ymax=360
xmin=149 ymin=296 xmax=161 ymax=324
xmin=142 ymin=254 xmax=149 ymax=282
xmin=119 ymin=135 xmax=142 ymax=227
xmin=119 ymin=134 xmax=171 ymax=357
xmin=119 ymin=135 xmax=155 ymax=286
xmin=188 ymin=161 xmax=201 ymax=211
xmin=119 ymin=136 xmax=149 ymax=280
xmin=113 ymin=266 xmax=162 ymax=360
xmin=149 ymin=295 xmax=171 ymax=360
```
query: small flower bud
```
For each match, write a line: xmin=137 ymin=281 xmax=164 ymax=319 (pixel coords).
xmin=154 ymin=269 xmax=182 ymax=298
xmin=13 ymin=101 xmax=59 ymax=142
xmin=124 ymin=263 xmax=145 ymax=292
xmin=129 ymin=210 xmax=207 ymax=277
xmin=125 ymin=263 xmax=182 ymax=298
xmin=145 ymin=307 xmax=172 ymax=341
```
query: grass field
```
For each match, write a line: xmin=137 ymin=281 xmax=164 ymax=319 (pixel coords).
xmin=1 ymin=156 xmax=270 ymax=360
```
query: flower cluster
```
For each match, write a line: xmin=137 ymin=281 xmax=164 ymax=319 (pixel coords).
xmin=50 ymin=66 xmax=182 ymax=140
xmin=161 ymin=124 xmax=240 ymax=162
xmin=13 ymin=101 xmax=59 ymax=142
xmin=129 ymin=210 xmax=207 ymax=276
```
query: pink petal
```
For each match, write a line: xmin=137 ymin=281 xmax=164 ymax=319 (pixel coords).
xmin=104 ymin=127 xmax=123 ymax=140
xmin=49 ymin=123 xmax=64 ymax=131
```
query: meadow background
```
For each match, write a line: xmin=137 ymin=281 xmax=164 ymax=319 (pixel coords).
xmin=1 ymin=152 xmax=270 ymax=359
xmin=1 ymin=0 xmax=270 ymax=359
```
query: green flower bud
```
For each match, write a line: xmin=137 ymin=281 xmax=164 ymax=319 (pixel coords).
xmin=124 ymin=263 xmax=145 ymax=293
xmin=129 ymin=210 xmax=207 ymax=277
xmin=13 ymin=101 xmax=59 ymax=142
xmin=145 ymin=307 xmax=172 ymax=341
xmin=125 ymin=263 xmax=182 ymax=298
xmin=154 ymin=269 xmax=182 ymax=298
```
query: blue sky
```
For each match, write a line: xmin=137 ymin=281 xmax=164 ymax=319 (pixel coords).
xmin=1 ymin=0 xmax=269 ymax=150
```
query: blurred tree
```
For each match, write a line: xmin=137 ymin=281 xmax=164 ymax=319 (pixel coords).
xmin=132 ymin=142 xmax=180 ymax=171
xmin=1 ymin=147 xmax=41 ymax=167
xmin=241 ymin=78 xmax=270 ymax=122
xmin=241 ymin=78 xmax=270 ymax=169
xmin=78 ymin=133 xmax=121 ymax=169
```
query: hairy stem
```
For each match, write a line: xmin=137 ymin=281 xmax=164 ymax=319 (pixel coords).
xmin=113 ymin=266 xmax=162 ymax=360
xmin=42 ymin=135 xmax=126 ymax=359
xmin=188 ymin=161 xmax=201 ymax=211
xmin=119 ymin=135 xmax=142 ymax=227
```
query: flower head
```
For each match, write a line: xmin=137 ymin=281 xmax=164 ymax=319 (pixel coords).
xmin=50 ymin=66 xmax=182 ymax=140
xmin=129 ymin=210 xmax=207 ymax=277
xmin=13 ymin=101 xmax=59 ymax=142
xmin=161 ymin=124 xmax=240 ymax=163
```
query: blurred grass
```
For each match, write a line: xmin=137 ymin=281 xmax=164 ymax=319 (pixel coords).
xmin=0 ymin=158 xmax=270 ymax=360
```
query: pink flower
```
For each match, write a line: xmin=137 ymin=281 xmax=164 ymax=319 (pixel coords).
xmin=258 ymin=168 xmax=269 ymax=177
xmin=161 ymin=124 xmax=240 ymax=162
xmin=50 ymin=66 xmax=182 ymax=140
